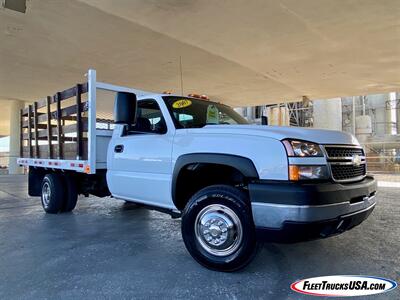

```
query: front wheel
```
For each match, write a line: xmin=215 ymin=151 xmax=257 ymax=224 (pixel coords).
xmin=181 ymin=185 xmax=257 ymax=272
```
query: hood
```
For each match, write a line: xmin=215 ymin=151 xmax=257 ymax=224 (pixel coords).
xmin=189 ymin=125 xmax=359 ymax=145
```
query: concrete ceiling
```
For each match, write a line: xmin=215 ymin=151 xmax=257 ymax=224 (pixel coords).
xmin=81 ymin=0 xmax=400 ymax=100
xmin=0 ymin=0 xmax=399 ymax=135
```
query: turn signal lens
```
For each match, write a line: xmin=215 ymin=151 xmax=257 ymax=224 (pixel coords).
xmin=289 ymin=165 xmax=300 ymax=181
xmin=289 ymin=165 xmax=329 ymax=181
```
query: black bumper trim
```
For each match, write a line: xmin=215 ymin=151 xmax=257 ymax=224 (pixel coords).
xmin=256 ymin=203 xmax=375 ymax=243
xmin=249 ymin=176 xmax=377 ymax=206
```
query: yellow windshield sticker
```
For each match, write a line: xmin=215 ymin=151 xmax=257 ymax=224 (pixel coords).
xmin=172 ymin=99 xmax=192 ymax=109
xmin=206 ymin=105 xmax=219 ymax=124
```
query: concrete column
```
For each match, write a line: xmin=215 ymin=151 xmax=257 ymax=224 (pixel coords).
xmin=352 ymin=96 xmax=356 ymax=134
xmin=266 ymin=105 xmax=290 ymax=126
xmin=312 ymin=98 xmax=342 ymax=130
xmin=385 ymin=93 xmax=393 ymax=135
xmin=396 ymin=92 xmax=400 ymax=135
xmin=9 ymin=100 xmax=24 ymax=174
xmin=246 ymin=106 xmax=255 ymax=122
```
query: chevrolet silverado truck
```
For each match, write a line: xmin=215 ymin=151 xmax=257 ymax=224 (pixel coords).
xmin=18 ymin=70 xmax=377 ymax=271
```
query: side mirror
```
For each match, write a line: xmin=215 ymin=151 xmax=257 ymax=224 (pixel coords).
xmin=261 ymin=116 xmax=268 ymax=125
xmin=114 ymin=92 xmax=137 ymax=128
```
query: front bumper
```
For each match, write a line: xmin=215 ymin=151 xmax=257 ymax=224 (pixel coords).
xmin=249 ymin=176 xmax=377 ymax=243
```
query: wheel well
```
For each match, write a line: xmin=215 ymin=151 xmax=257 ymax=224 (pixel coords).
xmin=28 ymin=168 xmax=110 ymax=198
xmin=173 ymin=163 xmax=249 ymax=210
xmin=28 ymin=167 xmax=47 ymax=196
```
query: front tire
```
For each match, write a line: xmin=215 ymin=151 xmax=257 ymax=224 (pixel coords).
xmin=181 ymin=185 xmax=257 ymax=272
xmin=41 ymin=174 xmax=64 ymax=214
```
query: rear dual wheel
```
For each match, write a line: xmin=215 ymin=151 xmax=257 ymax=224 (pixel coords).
xmin=62 ymin=175 xmax=78 ymax=212
xmin=41 ymin=173 xmax=78 ymax=214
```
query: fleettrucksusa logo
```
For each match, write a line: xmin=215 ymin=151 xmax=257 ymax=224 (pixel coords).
xmin=291 ymin=275 xmax=397 ymax=297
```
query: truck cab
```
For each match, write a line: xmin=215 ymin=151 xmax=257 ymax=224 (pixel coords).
xmin=107 ymin=93 xmax=377 ymax=271
xmin=19 ymin=70 xmax=377 ymax=271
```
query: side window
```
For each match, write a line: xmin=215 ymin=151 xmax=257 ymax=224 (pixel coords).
xmin=130 ymin=99 xmax=167 ymax=134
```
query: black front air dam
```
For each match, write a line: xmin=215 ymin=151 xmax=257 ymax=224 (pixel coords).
xmin=255 ymin=202 xmax=375 ymax=243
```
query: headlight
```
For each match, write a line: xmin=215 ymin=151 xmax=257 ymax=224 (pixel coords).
xmin=289 ymin=165 xmax=329 ymax=181
xmin=283 ymin=139 xmax=328 ymax=180
xmin=282 ymin=140 xmax=323 ymax=157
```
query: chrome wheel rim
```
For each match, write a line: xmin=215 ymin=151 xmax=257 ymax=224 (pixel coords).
xmin=195 ymin=204 xmax=243 ymax=256
xmin=42 ymin=182 xmax=51 ymax=206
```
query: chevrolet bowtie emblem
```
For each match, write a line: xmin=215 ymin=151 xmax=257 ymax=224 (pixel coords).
xmin=352 ymin=154 xmax=362 ymax=166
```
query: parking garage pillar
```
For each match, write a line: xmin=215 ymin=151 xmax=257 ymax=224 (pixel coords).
xmin=312 ymin=98 xmax=342 ymax=130
xmin=396 ymin=92 xmax=400 ymax=135
xmin=9 ymin=100 xmax=24 ymax=174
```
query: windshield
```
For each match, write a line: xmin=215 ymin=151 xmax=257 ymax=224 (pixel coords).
xmin=163 ymin=96 xmax=248 ymax=128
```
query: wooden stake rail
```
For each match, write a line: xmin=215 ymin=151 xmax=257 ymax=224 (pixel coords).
xmin=20 ymin=83 xmax=89 ymax=160
xmin=20 ymin=84 xmax=88 ymax=116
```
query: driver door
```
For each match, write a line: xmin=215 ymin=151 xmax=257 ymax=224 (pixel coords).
xmin=107 ymin=99 xmax=175 ymax=208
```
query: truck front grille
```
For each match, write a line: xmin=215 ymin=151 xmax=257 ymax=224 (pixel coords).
xmin=330 ymin=164 xmax=366 ymax=181
xmin=324 ymin=145 xmax=367 ymax=182
xmin=325 ymin=147 xmax=364 ymax=158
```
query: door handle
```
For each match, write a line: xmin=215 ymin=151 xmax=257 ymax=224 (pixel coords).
xmin=114 ymin=144 xmax=124 ymax=153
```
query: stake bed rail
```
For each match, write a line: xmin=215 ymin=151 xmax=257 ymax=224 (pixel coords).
xmin=17 ymin=69 xmax=150 ymax=174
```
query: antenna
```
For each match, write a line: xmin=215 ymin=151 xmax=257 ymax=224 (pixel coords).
xmin=179 ymin=56 xmax=184 ymax=96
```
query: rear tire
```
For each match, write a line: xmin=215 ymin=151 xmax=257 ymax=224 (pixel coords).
xmin=41 ymin=174 xmax=64 ymax=214
xmin=181 ymin=185 xmax=257 ymax=272
xmin=61 ymin=175 xmax=78 ymax=212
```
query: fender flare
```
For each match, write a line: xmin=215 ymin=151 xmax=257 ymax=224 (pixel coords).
xmin=172 ymin=153 xmax=259 ymax=205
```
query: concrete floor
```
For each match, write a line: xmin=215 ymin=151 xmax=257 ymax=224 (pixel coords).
xmin=0 ymin=175 xmax=398 ymax=299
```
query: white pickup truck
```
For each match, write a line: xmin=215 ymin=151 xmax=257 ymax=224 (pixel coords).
xmin=18 ymin=70 xmax=377 ymax=271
